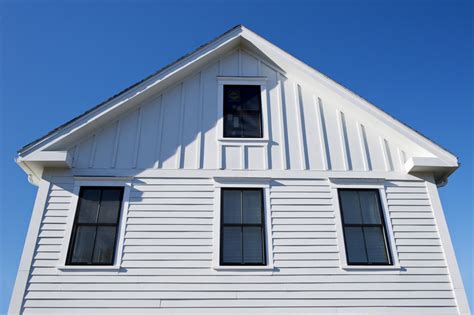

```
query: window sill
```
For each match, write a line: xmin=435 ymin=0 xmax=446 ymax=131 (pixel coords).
xmin=341 ymin=264 xmax=402 ymax=271
xmin=213 ymin=265 xmax=274 ymax=271
xmin=218 ymin=137 xmax=269 ymax=143
xmin=58 ymin=265 xmax=121 ymax=271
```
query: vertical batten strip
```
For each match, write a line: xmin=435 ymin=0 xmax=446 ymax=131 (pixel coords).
xmin=132 ymin=108 xmax=143 ymax=169
xmin=296 ymin=85 xmax=309 ymax=170
xmin=71 ymin=145 xmax=79 ymax=168
xmin=402 ymin=149 xmax=407 ymax=164
xmin=87 ymin=135 xmax=97 ymax=169
xmin=276 ymin=73 xmax=288 ymax=170
xmin=359 ymin=123 xmax=372 ymax=171
xmin=177 ymin=83 xmax=186 ymax=169
xmin=381 ymin=138 xmax=394 ymax=171
xmin=237 ymin=48 xmax=242 ymax=76
xmin=338 ymin=111 xmax=352 ymax=171
xmin=196 ymin=72 xmax=204 ymax=169
xmin=317 ymin=97 xmax=332 ymax=170
xmin=153 ymin=95 xmax=164 ymax=169
xmin=216 ymin=60 xmax=222 ymax=170
xmin=397 ymin=147 xmax=406 ymax=170
xmin=265 ymin=86 xmax=273 ymax=170
xmin=293 ymin=84 xmax=307 ymax=170
xmin=111 ymin=120 xmax=121 ymax=168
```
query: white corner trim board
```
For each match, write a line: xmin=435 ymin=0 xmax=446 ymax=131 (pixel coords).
xmin=424 ymin=175 xmax=471 ymax=315
xmin=8 ymin=179 xmax=51 ymax=315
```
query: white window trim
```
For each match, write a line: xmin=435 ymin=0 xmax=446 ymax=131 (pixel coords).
xmin=212 ymin=177 xmax=274 ymax=271
xmin=216 ymin=76 xmax=269 ymax=143
xmin=58 ymin=177 xmax=132 ymax=271
xmin=329 ymin=178 xmax=401 ymax=271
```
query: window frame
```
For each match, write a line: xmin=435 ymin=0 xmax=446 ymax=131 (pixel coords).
xmin=59 ymin=178 xmax=131 ymax=270
xmin=65 ymin=186 xmax=124 ymax=266
xmin=212 ymin=177 xmax=274 ymax=271
xmin=338 ymin=188 xmax=392 ymax=266
xmin=220 ymin=188 xmax=266 ymax=266
xmin=223 ymin=85 xmax=263 ymax=139
xmin=217 ymin=76 xmax=269 ymax=142
xmin=330 ymin=178 xmax=400 ymax=271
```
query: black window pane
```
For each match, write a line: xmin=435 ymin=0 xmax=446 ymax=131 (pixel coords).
xmin=222 ymin=190 xmax=241 ymax=224
xmin=67 ymin=187 xmax=124 ymax=266
xmin=222 ymin=226 xmax=242 ymax=264
xmin=223 ymin=85 xmax=262 ymax=138
xmin=242 ymin=190 xmax=262 ymax=224
xmin=240 ymin=88 xmax=260 ymax=111
xmin=77 ymin=189 xmax=101 ymax=223
xmin=70 ymin=226 xmax=96 ymax=264
xmin=92 ymin=226 xmax=117 ymax=264
xmin=241 ymin=112 xmax=261 ymax=138
xmin=243 ymin=227 xmax=264 ymax=264
xmin=98 ymin=189 xmax=123 ymax=224
xmin=364 ymin=227 xmax=389 ymax=264
xmin=344 ymin=226 xmax=367 ymax=264
xmin=339 ymin=190 xmax=362 ymax=224
xmin=359 ymin=190 xmax=382 ymax=224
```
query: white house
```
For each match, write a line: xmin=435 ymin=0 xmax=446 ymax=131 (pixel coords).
xmin=9 ymin=25 xmax=470 ymax=315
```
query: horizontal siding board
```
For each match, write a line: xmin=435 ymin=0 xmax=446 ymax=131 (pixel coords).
xmin=25 ymin=175 xmax=456 ymax=313
xmin=28 ymin=274 xmax=451 ymax=284
xmin=25 ymin=290 xmax=454 ymax=300
xmin=27 ymin=282 xmax=454 ymax=291
xmin=22 ymin=307 xmax=460 ymax=315
xmin=160 ymin=298 xmax=456 ymax=308
xmin=128 ymin=211 xmax=213 ymax=218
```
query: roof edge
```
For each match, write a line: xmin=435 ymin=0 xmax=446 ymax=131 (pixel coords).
xmin=17 ymin=24 xmax=245 ymax=156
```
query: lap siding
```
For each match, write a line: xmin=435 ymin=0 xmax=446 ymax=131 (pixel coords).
xmin=23 ymin=176 xmax=459 ymax=314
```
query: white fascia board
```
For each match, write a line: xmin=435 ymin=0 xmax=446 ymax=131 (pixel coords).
xmin=19 ymin=27 xmax=245 ymax=158
xmin=239 ymin=26 xmax=459 ymax=167
xmin=404 ymin=157 xmax=458 ymax=186
xmin=404 ymin=156 xmax=458 ymax=173
xmin=18 ymin=150 xmax=72 ymax=166
xmin=16 ymin=151 xmax=72 ymax=186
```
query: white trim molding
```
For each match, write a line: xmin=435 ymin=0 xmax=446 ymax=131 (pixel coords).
xmin=423 ymin=174 xmax=471 ymax=315
xmin=211 ymin=177 xmax=274 ymax=272
xmin=329 ymin=178 xmax=401 ymax=271
xmin=58 ymin=177 xmax=132 ymax=271
xmin=8 ymin=179 xmax=51 ymax=315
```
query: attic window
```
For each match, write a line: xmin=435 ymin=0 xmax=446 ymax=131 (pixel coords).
xmin=223 ymin=85 xmax=263 ymax=138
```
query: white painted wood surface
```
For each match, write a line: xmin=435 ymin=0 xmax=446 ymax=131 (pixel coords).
xmin=20 ymin=174 xmax=461 ymax=314
xmin=11 ymin=28 xmax=468 ymax=315
xmin=66 ymin=49 xmax=431 ymax=173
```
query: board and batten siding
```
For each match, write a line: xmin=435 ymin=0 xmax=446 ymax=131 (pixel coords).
xmin=21 ymin=175 xmax=459 ymax=314
xmin=67 ymin=48 xmax=431 ymax=173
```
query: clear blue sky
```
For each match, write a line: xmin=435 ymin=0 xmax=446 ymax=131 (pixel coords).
xmin=1 ymin=0 xmax=472 ymax=313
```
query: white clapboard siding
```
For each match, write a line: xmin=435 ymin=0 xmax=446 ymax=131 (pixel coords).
xmin=66 ymin=47 xmax=432 ymax=173
xmin=22 ymin=176 xmax=460 ymax=314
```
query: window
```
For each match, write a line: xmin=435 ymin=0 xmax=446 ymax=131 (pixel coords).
xmin=223 ymin=85 xmax=263 ymax=138
xmin=220 ymin=188 xmax=266 ymax=265
xmin=66 ymin=187 xmax=124 ymax=265
xmin=338 ymin=189 xmax=392 ymax=265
